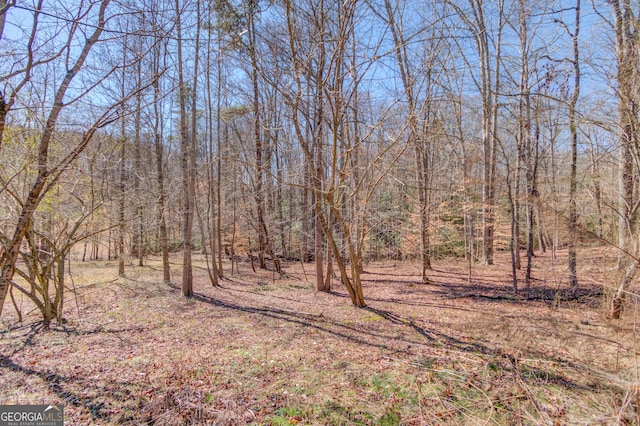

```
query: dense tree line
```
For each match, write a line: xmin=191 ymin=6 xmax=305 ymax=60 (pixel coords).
xmin=0 ymin=0 xmax=637 ymax=323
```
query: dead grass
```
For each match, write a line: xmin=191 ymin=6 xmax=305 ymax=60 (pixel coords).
xmin=1 ymin=248 xmax=639 ymax=425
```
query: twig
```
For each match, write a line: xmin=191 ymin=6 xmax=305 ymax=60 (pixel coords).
xmin=510 ymin=355 xmax=545 ymax=420
xmin=9 ymin=284 xmax=22 ymax=322
xmin=67 ymin=267 xmax=82 ymax=318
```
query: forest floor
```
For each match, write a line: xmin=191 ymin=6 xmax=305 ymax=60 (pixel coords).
xmin=0 ymin=247 xmax=639 ymax=425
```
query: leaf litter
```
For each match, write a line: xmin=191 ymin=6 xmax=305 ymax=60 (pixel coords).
xmin=0 ymin=248 xmax=638 ymax=425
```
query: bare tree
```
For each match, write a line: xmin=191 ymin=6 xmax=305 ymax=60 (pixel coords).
xmin=607 ymin=0 xmax=640 ymax=317
xmin=11 ymin=170 xmax=105 ymax=326
xmin=445 ymin=0 xmax=506 ymax=265
xmin=174 ymin=0 xmax=198 ymax=297
xmin=277 ymin=0 xmax=402 ymax=306
xmin=0 ymin=0 xmax=43 ymax=149
xmin=151 ymin=6 xmax=171 ymax=284
xmin=380 ymin=0 xmax=447 ymax=283
xmin=567 ymin=0 xmax=581 ymax=289
xmin=132 ymin=30 xmax=145 ymax=268
xmin=0 ymin=0 xmax=117 ymax=317
xmin=118 ymin=52 xmax=127 ymax=277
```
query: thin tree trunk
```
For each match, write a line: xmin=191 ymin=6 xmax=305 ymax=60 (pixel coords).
xmin=196 ymin=195 xmax=218 ymax=286
xmin=507 ymin=168 xmax=519 ymax=293
xmin=175 ymin=0 xmax=194 ymax=297
xmin=186 ymin=0 xmax=200 ymax=293
xmin=133 ymin=47 xmax=144 ymax=267
xmin=118 ymin=51 xmax=127 ymax=277
xmin=313 ymin=4 xmax=326 ymax=290
xmin=152 ymin=30 xmax=170 ymax=283
xmin=302 ymin=162 xmax=311 ymax=262
xmin=247 ymin=0 xmax=269 ymax=271
xmin=206 ymin=18 xmax=220 ymax=285
xmin=517 ymin=0 xmax=534 ymax=286
xmin=514 ymin=143 xmax=522 ymax=272
xmin=216 ymin=33 xmax=224 ymax=277
xmin=276 ymin=146 xmax=287 ymax=259
xmin=56 ymin=252 xmax=64 ymax=324
xmin=609 ymin=0 xmax=639 ymax=315
xmin=533 ymin=122 xmax=546 ymax=253
xmin=314 ymin=187 xmax=325 ymax=291
xmin=324 ymin=243 xmax=332 ymax=292
xmin=586 ymin=132 xmax=604 ymax=239
xmin=383 ymin=0 xmax=431 ymax=281
xmin=568 ymin=0 xmax=580 ymax=288
xmin=351 ymin=28 xmax=364 ymax=274
xmin=155 ymin=133 xmax=170 ymax=283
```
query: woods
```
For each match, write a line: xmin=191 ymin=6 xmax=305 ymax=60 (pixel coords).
xmin=3 ymin=1 xmax=640 ymax=423
xmin=0 ymin=0 xmax=638 ymax=318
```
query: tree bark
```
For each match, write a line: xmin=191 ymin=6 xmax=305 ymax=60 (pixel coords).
xmin=568 ymin=0 xmax=581 ymax=288
xmin=175 ymin=0 xmax=194 ymax=297
xmin=608 ymin=0 xmax=639 ymax=316
xmin=152 ymin=26 xmax=170 ymax=283
xmin=133 ymin=42 xmax=144 ymax=267
xmin=247 ymin=0 xmax=270 ymax=271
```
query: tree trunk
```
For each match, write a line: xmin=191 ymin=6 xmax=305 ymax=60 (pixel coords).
xmin=608 ymin=0 xmax=640 ymax=316
xmin=247 ymin=0 xmax=270 ymax=271
xmin=118 ymin=126 xmax=126 ymax=277
xmin=314 ymin=188 xmax=325 ymax=291
xmin=568 ymin=0 xmax=580 ymax=288
xmin=56 ymin=252 xmax=65 ymax=325
xmin=383 ymin=0 xmax=431 ymax=280
xmin=175 ymin=0 xmax=194 ymax=297
xmin=152 ymin=33 xmax=170 ymax=283
xmin=131 ymin=36 xmax=144 ymax=267
xmin=206 ymin=18 xmax=220 ymax=286
xmin=216 ymin=32 xmax=225 ymax=277
xmin=118 ymin=34 xmax=128 ymax=277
